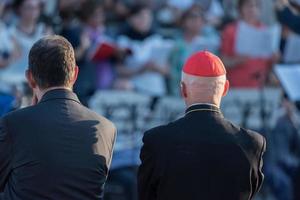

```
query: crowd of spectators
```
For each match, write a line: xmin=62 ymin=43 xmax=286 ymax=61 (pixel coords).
xmin=1 ymin=0 xmax=300 ymax=199
xmin=1 ymin=0 xmax=294 ymax=102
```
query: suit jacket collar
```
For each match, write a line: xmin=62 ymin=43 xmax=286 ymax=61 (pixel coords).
xmin=185 ymin=103 xmax=223 ymax=117
xmin=39 ymin=89 xmax=81 ymax=104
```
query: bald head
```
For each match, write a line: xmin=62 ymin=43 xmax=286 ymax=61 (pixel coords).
xmin=181 ymin=73 xmax=228 ymax=107
xmin=180 ymin=51 xmax=229 ymax=107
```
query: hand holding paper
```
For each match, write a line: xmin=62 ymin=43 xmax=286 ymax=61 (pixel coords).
xmin=235 ymin=21 xmax=281 ymax=58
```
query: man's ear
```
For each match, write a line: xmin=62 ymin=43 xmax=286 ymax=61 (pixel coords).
xmin=26 ymin=69 xmax=37 ymax=89
xmin=180 ymin=81 xmax=188 ymax=98
xmin=71 ymin=66 xmax=79 ymax=85
xmin=222 ymin=80 xmax=230 ymax=97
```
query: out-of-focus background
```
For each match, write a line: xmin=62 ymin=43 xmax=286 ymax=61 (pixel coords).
xmin=0 ymin=0 xmax=300 ymax=199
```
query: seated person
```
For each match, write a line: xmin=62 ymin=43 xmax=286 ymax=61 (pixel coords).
xmin=79 ymin=0 xmax=116 ymax=90
xmin=276 ymin=0 xmax=300 ymax=35
xmin=115 ymin=4 xmax=169 ymax=96
xmin=0 ymin=1 xmax=19 ymax=96
xmin=1 ymin=0 xmax=52 ymax=86
xmin=169 ymin=5 xmax=220 ymax=95
xmin=275 ymin=0 xmax=300 ymax=64
xmin=266 ymin=97 xmax=300 ymax=200
xmin=220 ymin=0 xmax=277 ymax=88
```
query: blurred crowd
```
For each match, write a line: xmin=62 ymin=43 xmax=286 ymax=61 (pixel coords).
xmin=1 ymin=0 xmax=300 ymax=199
xmin=1 ymin=0 xmax=297 ymax=102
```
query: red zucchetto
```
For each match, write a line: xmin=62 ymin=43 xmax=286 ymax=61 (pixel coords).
xmin=182 ymin=51 xmax=226 ymax=77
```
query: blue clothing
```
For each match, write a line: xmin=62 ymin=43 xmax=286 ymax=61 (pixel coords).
xmin=266 ymin=114 xmax=300 ymax=200
xmin=277 ymin=7 xmax=300 ymax=34
xmin=0 ymin=94 xmax=14 ymax=117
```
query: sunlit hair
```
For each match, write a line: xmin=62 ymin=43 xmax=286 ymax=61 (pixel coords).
xmin=29 ymin=35 xmax=76 ymax=89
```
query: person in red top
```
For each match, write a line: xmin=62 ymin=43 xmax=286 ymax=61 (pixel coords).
xmin=221 ymin=0 xmax=276 ymax=88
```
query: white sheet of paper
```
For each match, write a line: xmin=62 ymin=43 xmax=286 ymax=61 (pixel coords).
xmin=148 ymin=39 xmax=174 ymax=66
xmin=235 ymin=21 xmax=281 ymax=58
xmin=118 ymin=35 xmax=174 ymax=68
xmin=275 ymin=64 xmax=300 ymax=101
xmin=283 ymin=33 xmax=300 ymax=63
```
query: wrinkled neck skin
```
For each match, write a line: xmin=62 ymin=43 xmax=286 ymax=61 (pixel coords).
xmin=185 ymin=98 xmax=221 ymax=109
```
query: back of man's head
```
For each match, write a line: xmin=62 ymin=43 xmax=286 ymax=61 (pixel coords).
xmin=28 ymin=35 xmax=76 ymax=89
xmin=181 ymin=51 xmax=229 ymax=107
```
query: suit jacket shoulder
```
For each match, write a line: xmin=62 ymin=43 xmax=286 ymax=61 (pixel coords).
xmin=0 ymin=89 xmax=117 ymax=199
xmin=142 ymin=118 xmax=183 ymax=147
xmin=220 ymin=118 xmax=266 ymax=160
xmin=228 ymin=122 xmax=266 ymax=197
xmin=4 ymin=104 xmax=36 ymax=120
xmin=235 ymin=125 xmax=266 ymax=165
xmin=89 ymin=109 xmax=117 ymax=134
xmin=2 ymin=105 xmax=39 ymax=134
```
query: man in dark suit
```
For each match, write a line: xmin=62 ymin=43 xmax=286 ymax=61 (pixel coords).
xmin=138 ymin=51 xmax=266 ymax=200
xmin=0 ymin=35 xmax=117 ymax=199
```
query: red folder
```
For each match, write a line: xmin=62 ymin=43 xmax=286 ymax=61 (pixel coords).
xmin=91 ymin=42 xmax=117 ymax=62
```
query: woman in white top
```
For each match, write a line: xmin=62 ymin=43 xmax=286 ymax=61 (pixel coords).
xmin=116 ymin=4 xmax=170 ymax=96
xmin=0 ymin=1 xmax=16 ymax=70
xmin=0 ymin=1 xmax=21 ymax=92
xmin=0 ymin=0 xmax=52 ymax=85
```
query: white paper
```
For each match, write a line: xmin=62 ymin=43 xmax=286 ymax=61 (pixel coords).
xmin=283 ymin=33 xmax=300 ymax=63
xmin=275 ymin=64 xmax=300 ymax=101
xmin=118 ymin=35 xmax=174 ymax=67
xmin=147 ymin=38 xmax=174 ymax=66
xmin=117 ymin=35 xmax=170 ymax=95
xmin=235 ymin=21 xmax=281 ymax=58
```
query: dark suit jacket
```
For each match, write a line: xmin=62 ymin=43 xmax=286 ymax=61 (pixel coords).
xmin=0 ymin=89 xmax=116 ymax=200
xmin=138 ymin=104 xmax=266 ymax=200
xmin=294 ymin=167 xmax=300 ymax=200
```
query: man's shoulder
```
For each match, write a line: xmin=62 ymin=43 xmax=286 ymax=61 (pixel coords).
xmin=4 ymin=103 xmax=115 ymax=131
xmin=240 ymin=128 xmax=265 ymax=149
xmin=226 ymin=120 xmax=266 ymax=159
xmin=237 ymin=126 xmax=265 ymax=153
xmin=143 ymin=118 xmax=183 ymax=144
xmin=77 ymin=106 xmax=117 ymax=140
xmin=3 ymin=105 xmax=37 ymax=123
xmin=221 ymin=118 xmax=265 ymax=148
xmin=81 ymin=106 xmax=116 ymax=131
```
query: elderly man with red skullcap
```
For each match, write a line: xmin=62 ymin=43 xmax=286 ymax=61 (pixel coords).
xmin=138 ymin=51 xmax=266 ymax=200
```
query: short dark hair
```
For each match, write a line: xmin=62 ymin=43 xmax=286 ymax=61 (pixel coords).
xmin=13 ymin=0 xmax=41 ymax=9
xmin=181 ymin=5 xmax=204 ymax=23
xmin=28 ymin=35 xmax=76 ymax=89
xmin=79 ymin=0 xmax=104 ymax=22
xmin=238 ymin=0 xmax=258 ymax=10
xmin=128 ymin=3 xmax=149 ymax=18
xmin=13 ymin=0 xmax=26 ymax=8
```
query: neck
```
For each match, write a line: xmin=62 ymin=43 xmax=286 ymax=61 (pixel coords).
xmin=186 ymin=100 xmax=220 ymax=108
xmin=36 ymin=86 xmax=72 ymax=102
xmin=189 ymin=102 xmax=219 ymax=107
